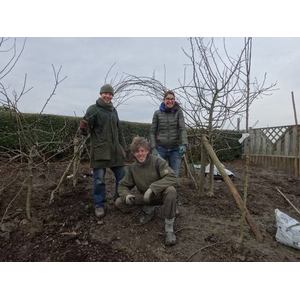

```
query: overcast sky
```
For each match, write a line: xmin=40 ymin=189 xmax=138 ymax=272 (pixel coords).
xmin=1 ymin=37 xmax=300 ymax=129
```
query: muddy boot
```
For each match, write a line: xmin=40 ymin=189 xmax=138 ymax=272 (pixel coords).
xmin=165 ymin=218 xmax=176 ymax=246
xmin=95 ymin=207 xmax=105 ymax=218
xmin=139 ymin=206 xmax=156 ymax=224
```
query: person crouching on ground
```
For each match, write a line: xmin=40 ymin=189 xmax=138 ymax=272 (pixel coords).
xmin=115 ymin=136 xmax=177 ymax=246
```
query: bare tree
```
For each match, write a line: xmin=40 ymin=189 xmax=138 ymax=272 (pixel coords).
xmin=238 ymin=37 xmax=277 ymax=243
xmin=178 ymin=38 xmax=249 ymax=196
xmin=178 ymin=37 xmax=276 ymax=197
xmin=0 ymin=38 xmax=68 ymax=221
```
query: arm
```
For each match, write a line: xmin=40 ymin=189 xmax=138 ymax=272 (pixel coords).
xmin=116 ymin=112 xmax=126 ymax=149
xmin=149 ymin=159 xmax=177 ymax=195
xmin=150 ymin=111 xmax=158 ymax=149
xmin=118 ymin=166 xmax=136 ymax=200
xmin=83 ymin=105 xmax=97 ymax=131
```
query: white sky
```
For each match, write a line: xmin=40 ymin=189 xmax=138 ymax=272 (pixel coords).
xmin=1 ymin=37 xmax=300 ymax=129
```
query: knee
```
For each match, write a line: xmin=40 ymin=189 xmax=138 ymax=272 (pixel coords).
xmin=164 ymin=186 xmax=177 ymax=198
xmin=94 ymin=169 xmax=105 ymax=184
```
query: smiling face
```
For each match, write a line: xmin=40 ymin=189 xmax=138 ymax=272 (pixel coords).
xmin=100 ymin=92 xmax=113 ymax=103
xmin=164 ymin=93 xmax=176 ymax=109
xmin=133 ymin=146 xmax=149 ymax=163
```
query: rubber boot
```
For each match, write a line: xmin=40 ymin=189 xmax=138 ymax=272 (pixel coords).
xmin=165 ymin=218 xmax=176 ymax=246
xmin=95 ymin=207 xmax=105 ymax=218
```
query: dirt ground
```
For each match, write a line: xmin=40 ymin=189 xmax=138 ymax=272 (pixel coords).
xmin=0 ymin=159 xmax=300 ymax=262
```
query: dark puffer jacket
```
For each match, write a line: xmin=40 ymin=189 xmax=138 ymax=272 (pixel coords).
xmin=150 ymin=102 xmax=188 ymax=149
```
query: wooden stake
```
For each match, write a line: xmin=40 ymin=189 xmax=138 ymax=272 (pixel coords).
xmin=237 ymin=118 xmax=241 ymax=131
xmin=291 ymin=91 xmax=298 ymax=125
xmin=202 ymin=135 xmax=263 ymax=242
xmin=183 ymin=154 xmax=198 ymax=189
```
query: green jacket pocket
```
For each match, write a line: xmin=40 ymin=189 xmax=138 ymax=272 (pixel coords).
xmin=94 ymin=142 xmax=111 ymax=161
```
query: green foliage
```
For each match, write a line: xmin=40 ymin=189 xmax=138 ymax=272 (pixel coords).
xmin=120 ymin=121 xmax=151 ymax=145
xmin=0 ymin=110 xmax=79 ymax=153
xmin=188 ymin=129 xmax=242 ymax=162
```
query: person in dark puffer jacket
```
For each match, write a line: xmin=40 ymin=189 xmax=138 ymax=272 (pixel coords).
xmin=150 ymin=90 xmax=188 ymax=177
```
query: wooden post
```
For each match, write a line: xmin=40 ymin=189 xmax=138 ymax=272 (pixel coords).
xmin=291 ymin=92 xmax=300 ymax=176
xmin=291 ymin=91 xmax=298 ymax=125
xmin=237 ymin=118 xmax=240 ymax=131
xmin=183 ymin=154 xmax=198 ymax=190
xmin=202 ymin=135 xmax=263 ymax=242
xmin=199 ymin=142 xmax=207 ymax=196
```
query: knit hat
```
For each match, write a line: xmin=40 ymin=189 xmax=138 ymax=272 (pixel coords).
xmin=100 ymin=84 xmax=114 ymax=95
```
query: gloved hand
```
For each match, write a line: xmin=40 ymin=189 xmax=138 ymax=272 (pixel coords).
xmin=143 ymin=188 xmax=153 ymax=203
xmin=179 ymin=145 xmax=187 ymax=157
xmin=125 ymin=194 xmax=135 ymax=205
xmin=79 ymin=120 xmax=88 ymax=136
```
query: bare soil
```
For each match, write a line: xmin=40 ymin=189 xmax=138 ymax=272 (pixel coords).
xmin=0 ymin=159 xmax=300 ymax=261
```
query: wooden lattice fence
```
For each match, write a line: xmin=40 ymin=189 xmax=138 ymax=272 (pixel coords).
xmin=246 ymin=125 xmax=300 ymax=176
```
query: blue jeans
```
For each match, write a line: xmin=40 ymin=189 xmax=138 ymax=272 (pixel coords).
xmin=156 ymin=145 xmax=182 ymax=177
xmin=93 ymin=166 xmax=125 ymax=208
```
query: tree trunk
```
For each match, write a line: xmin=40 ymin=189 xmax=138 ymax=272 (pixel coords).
xmin=208 ymin=159 xmax=214 ymax=197
xmin=26 ymin=148 xmax=34 ymax=220
xmin=199 ymin=142 xmax=207 ymax=196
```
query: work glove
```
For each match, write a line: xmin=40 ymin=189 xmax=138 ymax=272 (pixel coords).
xmin=179 ymin=145 xmax=187 ymax=157
xmin=79 ymin=120 xmax=88 ymax=136
xmin=125 ymin=194 xmax=136 ymax=205
xmin=143 ymin=188 xmax=153 ymax=203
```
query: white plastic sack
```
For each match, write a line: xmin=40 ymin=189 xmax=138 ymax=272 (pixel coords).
xmin=275 ymin=209 xmax=300 ymax=250
xmin=193 ymin=163 xmax=234 ymax=177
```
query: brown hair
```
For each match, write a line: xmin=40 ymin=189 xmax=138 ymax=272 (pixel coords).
xmin=163 ymin=90 xmax=175 ymax=100
xmin=130 ymin=136 xmax=150 ymax=153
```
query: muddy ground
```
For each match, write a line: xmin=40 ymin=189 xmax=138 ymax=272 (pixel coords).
xmin=0 ymin=159 xmax=300 ymax=261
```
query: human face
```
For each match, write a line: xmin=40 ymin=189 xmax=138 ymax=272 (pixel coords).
xmin=133 ymin=146 xmax=149 ymax=163
xmin=101 ymin=92 xmax=113 ymax=103
xmin=164 ymin=94 xmax=175 ymax=108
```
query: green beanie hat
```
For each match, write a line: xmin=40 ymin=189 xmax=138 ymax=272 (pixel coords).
xmin=100 ymin=84 xmax=114 ymax=95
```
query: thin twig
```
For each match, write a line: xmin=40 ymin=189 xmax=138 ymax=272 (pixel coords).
xmin=0 ymin=178 xmax=27 ymax=226
xmin=187 ymin=239 xmax=231 ymax=261
xmin=175 ymin=226 xmax=201 ymax=234
xmin=276 ymin=187 xmax=300 ymax=217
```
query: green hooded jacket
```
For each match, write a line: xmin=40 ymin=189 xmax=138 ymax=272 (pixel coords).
xmin=83 ymin=98 xmax=126 ymax=169
xmin=118 ymin=154 xmax=177 ymax=199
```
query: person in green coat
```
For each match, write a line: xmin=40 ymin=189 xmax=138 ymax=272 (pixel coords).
xmin=115 ymin=136 xmax=177 ymax=246
xmin=80 ymin=84 xmax=126 ymax=218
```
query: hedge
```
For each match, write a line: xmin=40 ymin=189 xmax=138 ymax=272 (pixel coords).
xmin=0 ymin=110 xmax=242 ymax=161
